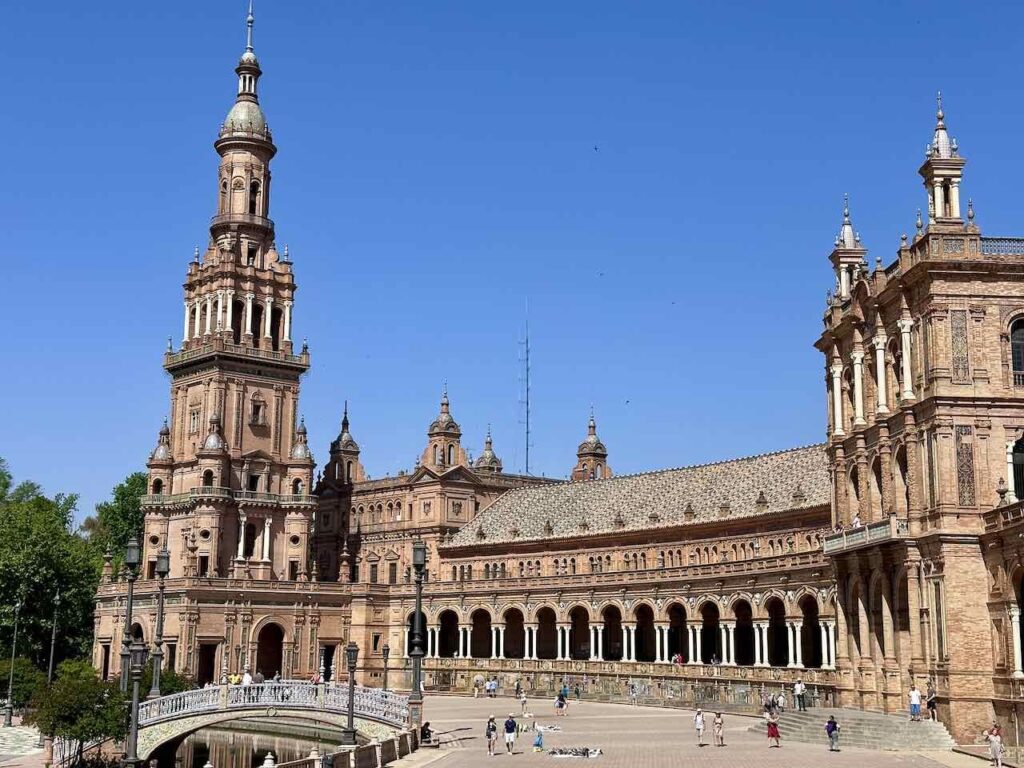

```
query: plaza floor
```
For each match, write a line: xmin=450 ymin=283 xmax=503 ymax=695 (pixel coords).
xmin=415 ymin=696 xmax=986 ymax=768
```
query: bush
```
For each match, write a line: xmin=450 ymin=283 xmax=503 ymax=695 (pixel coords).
xmin=26 ymin=660 xmax=126 ymax=746
xmin=0 ymin=657 xmax=46 ymax=709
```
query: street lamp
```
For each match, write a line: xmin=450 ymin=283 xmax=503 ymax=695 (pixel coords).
xmin=382 ymin=643 xmax=390 ymax=692
xmin=123 ymin=639 xmax=147 ymax=768
xmin=3 ymin=600 xmax=22 ymax=728
xmin=147 ymin=547 xmax=170 ymax=700
xmin=340 ymin=642 xmax=359 ymax=746
xmin=40 ymin=591 xmax=61 ymax=746
xmin=120 ymin=536 xmax=141 ymax=693
xmin=409 ymin=540 xmax=427 ymax=728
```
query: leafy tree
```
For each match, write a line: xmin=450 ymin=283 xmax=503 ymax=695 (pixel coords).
xmin=82 ymin=472 xmax=148 ymax=566
xmin=140 ymin=663 xmax=195 ymax=697
xmin=0 ymin=657 xmax=47 ymax=708
xmin=27 ymin=660 xmax=127 ymax=759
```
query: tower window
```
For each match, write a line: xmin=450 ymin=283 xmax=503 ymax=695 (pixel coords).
xmin=152 ymin=479 xmax=163 ymax=495
xmin=249 ymin=181 xmax=260 ymax=215
xmin=448 ymin=444 xmax=455 ymax=465
xmin=246 ymin=243 xmax=258 ymax=267
xmin=292 ymin=478 xmax=304 ymax=495
xmin=247 ymin=474 xmax=260 ymax=492
xmin=1012 ymin=319 xmax=1024 ymax=386
xmin=189 ymin=409 xmax=201 ymax=434
xmin=202 ymin=470 xmax=214 ymax=487
xmin=250 ymin=398 xmax=266 ymax=426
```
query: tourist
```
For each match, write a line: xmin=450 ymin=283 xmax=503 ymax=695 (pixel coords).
xmin=926 ymin=679 xmax=937 ymax=721
xmin=794 ymin=678 xmax=807 ymax=712
xmin=485 ymin=715 xmax=498 ymax=756
xmin=987 ymin=722 xmax=1004 ymax=767
xmin=825 ymin=715 xmax=840 ymax=751
xmin=532 ymin=730 xmax=544 ymax=753
xmin=555 ymin=692 xmax=567 ymax=716
xmin=909 ymin=684 xmax=922 ymax=721
xmin=473 ymin=682 xmax=480 ymax=698
xmin=628 ymin=683 xmax=638 ymax=706
xmin=273 ymin=671 xmax=281 ymax=682
xmin=503 ymin=713 xmax=517 ymax=754
xmin=520 ymin=691 xmax=528 ymax=715
xmin=242 ymin=669 xmax=253 ymax=686
xmin=693 ymin=708 xmax=706 ymax=746
xmin=420 ymin=722 xmax=432 ymax=744
xmin=254 ymin=670 xmax=265 ymax=684
xmin=574 ymin=683 xmax=581 ymax=702
xmin=767 ymin=711 xmax=781 ymax=748
xmin=712 ymin=712 xmax=725 ymax=747
xmin=515 ymin=679 xmax=522 ymax=699
xmin=776 ymin=690 xmax=787 ymax=714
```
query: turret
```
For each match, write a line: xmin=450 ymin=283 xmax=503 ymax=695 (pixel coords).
xmin=572 ymin=411 xmax=612 ymax=481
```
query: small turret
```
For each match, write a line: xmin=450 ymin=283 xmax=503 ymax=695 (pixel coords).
xmin=473 ymin=426 xmax=503 ymax=473
xmin=572 ymin=410 xmax=612 ymax=481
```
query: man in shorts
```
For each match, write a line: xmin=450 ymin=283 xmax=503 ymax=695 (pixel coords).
xmin=504 ymin=713 xmax=518 ymax=754
xmin=909 ymin=684 xmax=922 ymax=721
xmin=694 ymin=708 xmax=706 ymax=747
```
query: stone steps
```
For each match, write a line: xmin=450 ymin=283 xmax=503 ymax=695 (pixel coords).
xmin=745 ymin=708 xmax=956 ymax=750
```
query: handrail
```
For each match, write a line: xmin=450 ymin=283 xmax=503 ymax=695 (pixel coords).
xmin=141 ymin=488 xmax=316 ymax=508
xmin=822 ymin=516 xmax=909 ymax=555
xmin=166 ymin=338 xmax=308 ymax=367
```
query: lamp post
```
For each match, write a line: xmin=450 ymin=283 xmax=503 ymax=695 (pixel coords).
xmin=409 ymin=541 xmax=427 ymax=728
xmin=39 ymin=591 xmax=60 ymax=746
xmin=3 ymin=600 xmax=22 ymax=728
xmin=340 ymin=642 xmax=359 ymax=746
xmin=147 ymin=547 xmax=170 ymax=700
xmin=123 ymin=639 xmax=146 ymax=768
xmin=382 ymin=643 xmax=390 ymax=692
xmin=120 ymin=536 xmax=141 ymax=693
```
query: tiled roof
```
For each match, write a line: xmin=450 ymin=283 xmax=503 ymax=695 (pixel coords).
xmin=447 ymin=444 xmax=829 ymax=546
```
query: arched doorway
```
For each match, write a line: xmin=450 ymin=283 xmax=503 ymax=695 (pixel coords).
xmin=438 ymin=610 xmax=460 ymax=658
xmin=799 ymin=596 xmax=822 ymax=668
xmin=503 ymin=609 xmax=525 ymax=659
xmin=601 ymin=606 xmax=623 ymax=661
xmin=700 ymin=603 xmax=720 ymax=663
xmin=536 ymin=608 xmax=557 ymax=660
xmin=766 ymin=598 xmax=788 ymax=667
xmin=470 ymin=609 xmax=492 ymax=659
xmin=255 ymin=623 xmax=284 ymax=678
xmin=732 ymin=600 xmax=755 ymax=666
xmin=569 ymin=606 xmax=590 ymax=660
xmin=634 ymin=604 xmax=656 ymax=662
xmin=666 ymin=603 xmax=687 ymax=662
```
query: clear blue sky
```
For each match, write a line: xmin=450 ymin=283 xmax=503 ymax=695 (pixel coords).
xmin=4 ymin=1 xmax=1024 ymax=520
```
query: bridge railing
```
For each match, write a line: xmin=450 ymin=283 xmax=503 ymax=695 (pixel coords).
xmin=139 ymin=686 xmax=221 ymax=725
xmin=227 ymin=682 xmax=319 ymax=708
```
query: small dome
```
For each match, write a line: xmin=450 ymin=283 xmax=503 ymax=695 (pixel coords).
xmin=239 ymin=50 xmax=259 ymax=66
xmin=577 ymin=413 xmax=607 ymax=456
xmin=291 ymin=417 xmax=311 ymax=459
xmin=222 ymin=100 xmax=267 ymax=135
xmin=202 ymin=414 xmax=226 ymax=451
xmin=151 ymin=419 xmax=172 ymax=461
xmin=474 ymin=428 xmax=502 ymax=472
xmin=331 ymin=403 xmax=360 ymax=453
xmin=428 ymin=387 xmax=461 ymax=435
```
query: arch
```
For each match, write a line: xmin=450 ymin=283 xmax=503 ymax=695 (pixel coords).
xmin=870 ymin=456 xmax=883 ymax=522
xmin=292 ymin=478 xmax=304 ymax=495
xmin=568 ymin=606 xmax=590 ymax=660
xmin=847 ymin=465 xmax=860 ymax=524
xmin=250 ymin=304 xmax=263 ymax=349
xmin=433 ymin=445 xmax=440 ymax=466
xmin=131 ymin=622 xmax=145 ymax=642
xmin=270 ymin=306 xmax=282 ymax=351
xmin=220 ymin=179 xmax=228 ymax=213
xmin=202 ymin=470 xmax=214 ymax=487
xmin=765 ymin=597 xmax=788 ymax=667
xmin=503 ymin=608 xmax=526 ymax=659
xmin=255 ymin=623 xmax=284 ymax=678
xmin=799 ymin=594 xmax=823 ymax=669
xmin=249 ymin=180 xmax=261 ymax=215
xmin=892 ymin=444 xmax=909 ymax=516
xmin=231 ymin=299 xmax=245 ymax=343
xmin=699 ymin=602 xmax=720 ymax=663
xmin=732 ymin=599 xmax=755 ymax=666
xmin=470 ymin=608 xmax=492 ymax=659
xmin=243 ymin=522 xmax=256 ymax=558
xmin=633 ymin=604 xmax=656 ymax=662
xmin=601 ymin=605 xmax=623 ymax=661
xmin=1013 ymin=318 xmax=1024 ymax=385
xmin=447 ymin=444 xmax=455 ymax=465
xmin=437 ymin=610 xmax=460 ymax=658
xmin=152 ymin=478 xmax=163 ymax=495
xmin=535 ymin=607 xmax=557 ymax=660
xmin=666 ymin=602 xmax=687 ymax=662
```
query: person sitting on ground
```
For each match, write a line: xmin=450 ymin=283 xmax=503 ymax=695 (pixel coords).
xmin=420 ymin=721 xmax=433 ymax=744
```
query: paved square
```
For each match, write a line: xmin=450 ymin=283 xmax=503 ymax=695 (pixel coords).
xmin=419 ymin=696 xmax=967 ymax=768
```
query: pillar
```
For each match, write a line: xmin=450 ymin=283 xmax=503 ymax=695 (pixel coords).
xmin=203 ymin=295 xmax=213 ymax=335
xmin=244 ymin=293 xmax=254 ymax=337
xmin=724 ymin=622 xmax=736 ymax=665
xmin=820 ymin=621 xmax=832 ymax=669
xmin=193 ymin=298 xmax=202 ymax=338
xmin=529 ymin=625 xmax=538 ymax=661
xmin=596 ymin=625 xmax=604 ymax=660
xmin=898 ymin=319 xmax=914 ymax=400
xmin=216 ymin=290 xmax=224 ymax=332
xmin=236 ymin=514 xmax=246 ymax=559
xmin=226 ymin=290 xmax=235 ymax=336
xmin=950 ymin=179 xmax=961 ymax=219
xmin=718 ymin=624 xmax=728 ymax=664
xmin=686 ymin=627 xmax=698 ymax=664
xmin=793 ymin=622 xmax=804 ymax=668
xmin=693 ymin=624 xmax=703 ymax=664
xmin=933 ymin=179 xmax=945 ymax=219
xmin=906 ymin=563 xmax=926 ymax=674
xmin=626 ymin=626 xmax=636 ymax=662
xmin=182 ymin=302 xmax=191 ymax=344
xmin=831 ymin=364 xmax=845 ymax=436
xmin=755 ymin=622 xmax=769 ymax=667
xmin=261 ymin=516 xmax=271 ymax=560
xmin=851 ymin=350 xmax=866 ymax=425
xmin=491 ymin=626 xmax=499 ymax=659
xmin=263 ymin=296 xmax=274 ymax=338
xmin=873 ymin=335 xmax=889 ymax=414
xmin=283 ymin=300 xmax=293 ymax=342
xmin=1009 ymin=606 xmax=1024 ymax=679
xmin=753 ymin=623 xmax=763 ymax=666
xmin=498 ymin=625 xmax=505 ymax=660
xmin=654 ymin=625 xmax=663 ymax=663
xmin=840 ymin=267 xmax=851 ymax=299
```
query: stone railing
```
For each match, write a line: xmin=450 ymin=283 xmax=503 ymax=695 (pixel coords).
xmin=166 ymin=337 xmax=308 ymax=368
xmin=982 ymin=237 xmax=1024 ymax=256
xmin=138 ymin=682 xmax=409 ymax=730
xmin=822 ymin=516 xmax=909 ymax=555
xmin=140 ymin=487 xmax=316 ymax=508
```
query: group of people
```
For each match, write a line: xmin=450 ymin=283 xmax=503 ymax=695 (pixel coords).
xmin=485 ymin=713 xmax=543 ymax=756
xmin=692 ymin=709 xmax=726 ymax=747
xmin=475 ymin=677 xmax=500 ymax=698
xmin=907 ymin=682 xmax=938 ymax=722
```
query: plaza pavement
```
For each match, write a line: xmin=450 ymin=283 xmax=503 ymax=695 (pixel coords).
xmin=414 ymin=696 xmax=988 ymax=768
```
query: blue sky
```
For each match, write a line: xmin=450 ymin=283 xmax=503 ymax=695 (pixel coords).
xmin=4 ymin=1 xmax=1024 ymax=519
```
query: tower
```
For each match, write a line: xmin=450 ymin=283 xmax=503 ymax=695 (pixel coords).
xmin=142 ymin=4 xmax=314 ymax=584
xmin=920 ymin=92 xmax=966 ymax=228
xmin=572 ymin=411 xmax=612 ymax=480
xmin=473 ymin=427 xmax=503 ymax=473
xmin=421 ymin=386 xmax=467 ymax=470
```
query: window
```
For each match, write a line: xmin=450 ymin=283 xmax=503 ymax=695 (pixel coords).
xmin=346 ymin=461 xmax=353 ymax=482
xmin=249 ymin=181 xmax=260 ymax=215
xmin=448 ymin=444 xmax=455 ymax=464
xmin=388 ymin=563 xmax=397 ymax=584
xmin=288 ymin=560 xmax=299 ymax=580
xmin=152 ymin=479 xmax=163 ymax=495
xmin=198 ymin=555 xmax=209 ymax=577
xmin=244 ymin=523 xmax=256 ymax=558
xmin=372 ymin=633 xmax=382 ymax=653
xmin=189 ymin=408 xmax=201 ymax=434
xmin=146 ymin=561 xmax=156 ymax=580
xmin=292 ymin=478 xmax=304 ymax=495
xmin=250 ymin=398 xmax=266 ymax=426
xmin=247 ymin=474 xmax=259 ymax=492
xmin=202 ymin=470 xmax=214 ymax=487
xmin=370 ymin=564 xmax=379 ymax=584
xmin=247 ymin=243 xmax=258 ymax=267
xmin=1013 ymin=438 xmax=1024 ymax=500
xmin=1013 ymin=320 xmax=1024 ymax=386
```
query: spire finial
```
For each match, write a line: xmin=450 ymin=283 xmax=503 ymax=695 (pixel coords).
xmin=843 ymin=193 xmax=850 ymax=223
xmin=246 ymin=0 xmax=255 ymax=53
xmin=193 ymin=245 xmax=200 ymax=263
xmin=916 ymin=208 xmax=924 ymax=234
xmin=967 ymin=198 xmax=975 ymax=222
xmin=936 ymin=90 xmax=944 ymax=124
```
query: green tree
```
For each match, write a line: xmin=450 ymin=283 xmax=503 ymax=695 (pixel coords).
xmin=0 ymin=657 xmax=47 ymax=709
xmin=27 ymin=660 xmax=127 ymax=759
xmin=83 ymin=472 xmax=148 ymax=564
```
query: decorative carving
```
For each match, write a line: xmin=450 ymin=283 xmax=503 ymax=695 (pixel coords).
xmin=955 ymin=425 xmax=976 ymax=506
xmin=951 ymin=309 xmax=970 ymax=382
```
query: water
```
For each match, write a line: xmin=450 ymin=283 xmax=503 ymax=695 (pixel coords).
xmin=152 ymin=719 xmax=348 ymax=768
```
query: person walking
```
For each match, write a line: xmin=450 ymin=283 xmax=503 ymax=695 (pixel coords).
xmin=503 ymin=713 xmax=517 ymax=755
xmin=712 ymin=712 xmax=725 ymax=747
xmin=693 ymin=709 xmax=706 ymax=747
xmin=926 ymin=680 xmax=938 ymax=721
xmin=776 ymin=691 xmax=786 ymax=714
xmin=825 ymin=715 xmax=840 ymax=752
xmin=485 ymin=716 xmax=498 ymax=757
xmin=909 ymin=684 xmax=922 ymax=722
xmin=519 ymin=691 xmax=528 ymax=715
xmin=767 ymin=711 xmax=781 ymax=748
xmin=987 ymin=722 xmax=1004 ymax=768
xmin=794 ymin=678 xmax=807 ymax=712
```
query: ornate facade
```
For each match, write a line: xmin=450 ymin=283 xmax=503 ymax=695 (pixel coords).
xmin=93 ymin=12 xmax=1024 ymax=746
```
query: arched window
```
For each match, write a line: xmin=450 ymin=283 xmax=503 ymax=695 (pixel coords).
xmin=1013 ymin=319 xmax=1024 ymax=386
xmin=451 ymin=566 xmax=457 ymax=581
xmin=202 ymin=470 xmax=214 ymax=487
xmin=220 ymin=180 xmax=228 ymax=213
xmin=152 ymin=478 xmax=163 ymax=495
xmin=448 ymin=444 xmax=455 ymax=465
xmin=484 ymin=564 xmax=491 ymax=579
xmin=595 ymin=463 xmax=603 ymax=477
xmin=433 ymin=445 xmax=440 ymax=465
xmin=292 ymin=478 xmax=303 ymax=495
xmin=1013 ymin=438 xmax=1024 ymax=499
xmin=580 ymin=462 xmax=588 ymax=476
xmin=249 ymin=181 xmax=260 ymax=215
xmin=346 ymin=461 xmax=353 ymax=483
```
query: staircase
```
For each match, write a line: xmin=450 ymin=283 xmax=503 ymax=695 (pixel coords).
xmin=746 ymin=708 xmax=956 ymax=750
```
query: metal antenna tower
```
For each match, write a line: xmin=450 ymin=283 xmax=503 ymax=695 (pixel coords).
xmin=518 ymin=306 xmax=532 ymax=475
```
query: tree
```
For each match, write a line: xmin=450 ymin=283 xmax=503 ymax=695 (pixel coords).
xmin=82 ymin=473 xmax=148 ymax=564
xmin=27 ymin=660 xmax=127 ymax=760
xmin=0 ymin=657 xmax=47 ymax=709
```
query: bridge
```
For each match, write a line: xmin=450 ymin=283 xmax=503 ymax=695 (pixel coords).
xmin=135 ymin=682 xmax=411 ymax=759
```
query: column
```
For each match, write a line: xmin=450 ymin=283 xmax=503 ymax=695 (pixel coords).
xmin=226 ymin=290 xmax=235 ymax=335
xmin=216 ymin=290 xmax=224 ymax=332
xmin=263 ymin=296 xmax=274 ymax=338
xmin=261 ymin=516 xmax=271 ymax=560
xmin=794 ymin=622 xmax=804 ymax=668
xmin=950 ymin=179 xmax=961 ymax=219
xmin=462 ymin=627 xmax=469 ymax=658
xmin=183 ymin=302 xmax=191 ymax=343
xmin=840 ymin=266 xmax=850 ymax=299
xmin=244 ymin=293 xmax=254 ymax=337
xmin=626 ymin=626 xmax=636 ymax=662
xmin=203 ymin=295 xmax=213 ymax=335
xmin=596 ymin=625 xmax=604 ymax=661
xmin=725 ymin=623 xmax=736 ymax=665
xmin=820 ymin=622 xmax=832 ymax=669
xmin=831 ymin=364 xmax=845 ymax=436
xmin=785 ymin=622 xmax=795 ymax=668
xmin=498 ymin=626 xmax=505 ymax=659
xmin=193 ymin=298 xmax=202 ymax=338
xmin=491 ymin=627 xmax=499 ymax=659
xmin=529 ymin=626 xmax=538 ymax=661
xmin=589 ymin=627 xmax=597 ymax=661
xmin=873 ymin=335 xmax=889 ymax=414
xmin=718 ymin=624 xmax=728 ymax=664
xmin=898 ymin=319 xmax=914 ymax=399
xmin=1009 ymin=606 xmax=1024 ymax=679
xmin=933 ymin=179 xmax=945 ymax=219
xmin=653 ymin=626 xmax=662 ymax=663
xmin=283 ymin=300 xmax=293 ymax=342
xmin=753 ymin=624 xmax=763 ymax=666
xmin=693 ymin=625 xmax=703 ymax=664
xmin=425 ymin=627 xmax=433 ymax=658
xmin=851 ymin=350 xmax=866 ymax=425
xmin=236 ymin=514 xmax=246 ymax=558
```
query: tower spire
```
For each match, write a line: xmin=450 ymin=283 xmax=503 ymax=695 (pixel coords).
xmin=246 ymin=0 xmax=255 ymax=53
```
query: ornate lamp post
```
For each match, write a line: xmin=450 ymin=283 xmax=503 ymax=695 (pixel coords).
xmin=381 ymin=642 xmax=390 ymax=691
xmin=147 ymin=547 xmax=170 ymax=700
xmin=409 ymin=541 xmax=427 ymax=728
xmin=123 ymin=639 xmax=147 ymax=768
xmin=3 ymin=600 xmax=22 ymax=728
xmin=120 ymin=536 xmax=141 ymax=693
xmin=39 ymin=591 xmax=60 ymax=745
xmin=340 ymin=642 xmax=359 ymax=746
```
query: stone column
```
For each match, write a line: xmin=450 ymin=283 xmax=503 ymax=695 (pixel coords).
xmin=831 ymin=364 xmax=845 ymax=436
xmin=754 ymin=622 xmax=768 ymax=667
xmin=1010 ymin=606 xmax=1024 ymax=679
xmin=596 ymin=625 xmax=604 ymax=661
xmin=183 ymin=302 xmax=191 ymax=343
xmin=193 ymin=298 xmax=202 ymax=338
xmin=898 ymin=319 xmax=915 ymax=400
xmin=627 ymin=626 xmax=637 ymax=662
xmin=236 ymin=514 xmax=246 ymax=559
xmin=693 ymin=625 xmax=703 ymax=664
xmin=498 ymin=626 xmax=505 ymax=659
xmin=851 ymin=350 xmax=866 ymax=425
xmin=686 ymin=626 xmax=698 ymax=664
xmin=226 ymin=290 xmax=235 ymax=335
xmin=950 ymin=179 xmax=961 ymax=218
xmin=933 ymin=179 xmax=945 ymax=219
xmin=529 ymin=625 xmax=538 ymax=661
xmin=261 ymin=516 xmax=271 ymax=560
xmin=283 ymin=300 xmax=293 ymax=342
xmin=718 ymin=624 xmax=728 ymax=664
xmin=263 ymin=296 xmax=274 ymax=338
xmin=725 ymin=622 xmax=736 ymax=665
xmin=216 ymin=290 xmax=224 ymax=332
xmin=244 ymin=293 xmax=254 ymax=337
xmin=794 ymin=622 xmax=804 ymax=668
xmin=653 ymin=625 xmax=663 ymax=663
xmin=820 ymin=622 xmax=832 ymax=669
xmin=873 ymin=335 xmax=889 ymax=414
xmin=905 ymin=563 xmax=926 ymax=674
xmin=203 ymin=295 xmax=213 ymax=336
xmin=491 ymin=626 xmax=499 ymax=659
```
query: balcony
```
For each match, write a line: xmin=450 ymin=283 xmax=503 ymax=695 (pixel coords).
xmin=823 ymin=516 xmax=909 ymax=555
xmin=209 ymin=213 xmax=274 ymax=230
xmin=166 ymin=338 xmax=309 ymax=369
xmin=141 ymin=487 xmax=316 ymax=509
xmin=981 ymin=237 xmax=1024 ymax=256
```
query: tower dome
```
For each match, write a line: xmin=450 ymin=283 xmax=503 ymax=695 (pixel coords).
xmin=150 ymin=419 xmax=172 ymax=461
xmin=474 ymin=427 xmax=503 ymax=473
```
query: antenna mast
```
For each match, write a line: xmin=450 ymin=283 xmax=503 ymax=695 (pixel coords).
xmin=518 ymin=305 xmax=532 ymax=475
